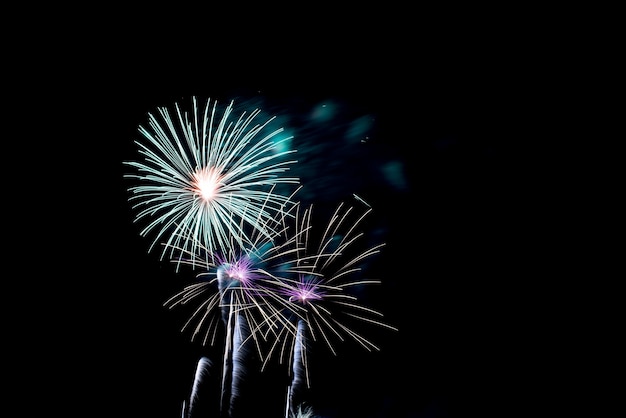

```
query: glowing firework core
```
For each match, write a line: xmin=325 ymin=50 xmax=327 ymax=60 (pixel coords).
xmin=192 ymin=166 xmax=223 ymax=201
xmin=287 ymin=278 xmax=324 ymax=305
xmin=226 ymin=265 xmax=248 ymax=282
xmin=220 ymin=256 xmax=256 ymax=286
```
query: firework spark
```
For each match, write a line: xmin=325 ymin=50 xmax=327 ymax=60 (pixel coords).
xmin=124 ymin=96 xmax=300 ymax=267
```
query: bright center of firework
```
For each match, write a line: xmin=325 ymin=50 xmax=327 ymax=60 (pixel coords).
xmin=191 ymin=166 xmax=222 ymax=201
xmin=287 ymin=277 xmax=324 ymax=305
xmin=297 ymin=290 xmax=316 ymax=301
xmin=228 ymin=268 xmax=248 ymax=281
xmin=219 ymin=256 xmax=256 ymax=286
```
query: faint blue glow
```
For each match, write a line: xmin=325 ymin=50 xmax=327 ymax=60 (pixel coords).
xmin=310 ymin=101 xmax=336 ymax=122
xmin=381 ymin=160 xmax=407 ymax=190
xmin=272 ymin=130 xmax=294 ymax=155
xmin=346 ymin=115 xmax=374 ymax=143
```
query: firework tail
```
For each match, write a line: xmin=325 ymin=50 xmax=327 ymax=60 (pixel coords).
xmin=216 ymin=265 xmax=256 ymax=418
xmin=217 ymin=265 xmax=234 ymax=417
xmin=286 ymin=317 xmax=309 ymax=418
xmin=228 ymin=307 xmax=252 ymax=417
xmin=186 ymin=356 xmax=220 ymax=418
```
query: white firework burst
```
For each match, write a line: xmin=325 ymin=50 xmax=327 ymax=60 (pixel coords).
xmin=265 ymin=198 xmax=398 ymax=390
xmin=124 ymin=96 xmax=300 ymax=267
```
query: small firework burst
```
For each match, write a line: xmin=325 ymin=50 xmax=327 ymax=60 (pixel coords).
xmin=264 ymin=198 xmax=398 ymax=397
xmin=124 ymin=96 xmax=300 ymax=267
xmin=283 ymin=275 xmax=325 ymax=305
xmin=289 ymin=403 xmax=317 ymax=418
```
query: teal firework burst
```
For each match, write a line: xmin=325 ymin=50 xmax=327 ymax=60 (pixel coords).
xmin=124 ymin=96 xmax=300 ymax=267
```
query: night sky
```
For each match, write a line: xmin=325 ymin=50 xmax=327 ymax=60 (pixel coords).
xmin=34 ymin=7 xmax=536 ymax=418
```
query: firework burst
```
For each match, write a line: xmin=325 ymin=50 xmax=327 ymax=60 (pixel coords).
xmin=124 ymin=96 xmax=300 ymax=267
xmin=278 ymin=198 xmax=398 ymax=355
xmin=259 ymin=197 xmax=398 ymax=417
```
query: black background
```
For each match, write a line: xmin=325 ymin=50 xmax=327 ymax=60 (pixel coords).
xmin=27 ymin=5 xmax=542 ymax=418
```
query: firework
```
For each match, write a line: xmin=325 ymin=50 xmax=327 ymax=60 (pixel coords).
xmin=125 ymin=96 xmax=397 ymax=417
xmin=275 ymin=198 xmax=398 ymax=357
xmin=124 ymin=96 xmax=300 ymax=268
xmin=262 ymin=198 xmax=398 ymax=417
